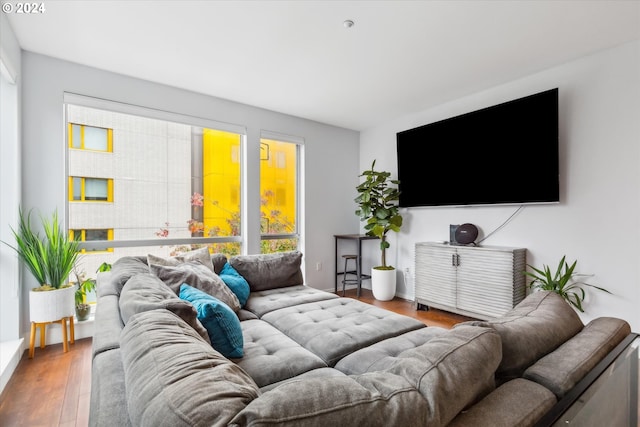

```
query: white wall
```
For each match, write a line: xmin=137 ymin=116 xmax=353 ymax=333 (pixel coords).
xmin=21 ymin=52 xmax=361 ymax=338
xmin=0 ymin=11 xmax=23 ymax=394
xmin=359 ymin=40 xmax=640 ymax=331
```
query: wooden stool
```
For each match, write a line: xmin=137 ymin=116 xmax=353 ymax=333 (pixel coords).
xmin=29 ymin=316 xmax=75 ymax=358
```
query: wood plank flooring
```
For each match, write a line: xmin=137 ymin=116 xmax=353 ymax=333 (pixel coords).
xmin=0 ymin=289 xmax=469 ymax=427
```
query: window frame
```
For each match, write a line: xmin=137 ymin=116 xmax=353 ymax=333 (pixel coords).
xmin=68 ymin=176 xmax=114 ymax=202
xmin=68 ymin=123 xmax=113 ymax=152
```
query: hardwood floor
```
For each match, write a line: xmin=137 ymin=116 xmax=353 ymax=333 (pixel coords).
xmin=0 ymin=290 xmax=469 ymax=427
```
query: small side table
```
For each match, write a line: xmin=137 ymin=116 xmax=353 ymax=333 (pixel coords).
xmin=29 ymin=316 xmax=75 ymax=358
xmin=334 ymin=234 xmax=378 ymax=297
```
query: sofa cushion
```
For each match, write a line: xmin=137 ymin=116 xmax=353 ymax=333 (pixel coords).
xmin=261 ymin=298 xmax=426 ymax=366
xmin=219 ymin=262 xmax=250 ymax=307
xmin=244 ymin=284 xmax=339 ymax=317
xmin=89 ymin=349 xmax=132 ymax=427
xmin=120 ymin=309 xmax=259 ymax=427
xmin=335 ymin=326 xmax=447 ymax=375
xmin=236 ymin=319 xmax=327 ymax=387
xmin=457 ymin=290 xmax=584 ymax=381
xmin=386 ymin=325 xmax=502 ymax=427
xmin=91 ymin=293 xmax=125 ymax=358
xmin=259 ymin=367 xmax=346 ymax=393
xmin=523 ymin=317 xmax=631 ymax=398
xmin=150 ymin=261 xmax=241 ymax=312
xmin=179 ymin=284 xmax=244 ymax=358
xmin=147 ymin=246 xmax=215 ymax=272
xmin=229 ymin=251 xmax=304 ymax=292
xmin=229 ymin=372 xmax=429 ymax=427
xmin=107 ymin=256 xmax=149 ymax=294
xmin=118 ymin=273 xmax=210 ymax=343
xmin=448 ymin=378 xmax=557 ymax=427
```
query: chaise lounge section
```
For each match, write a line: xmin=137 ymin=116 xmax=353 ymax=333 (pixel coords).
xmin=89 ymin=250 xmax=637 ymax=426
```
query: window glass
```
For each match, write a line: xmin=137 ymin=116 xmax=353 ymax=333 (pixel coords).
xmin=66 ymin=103 xmax=244 ymax=279
xmin=259 ymin=138 xmax=298 ymax=254
xmin=84 ymin=178 xmax=108 ymax=200
xmin=84 ymin=126 xmax=108 ymax=150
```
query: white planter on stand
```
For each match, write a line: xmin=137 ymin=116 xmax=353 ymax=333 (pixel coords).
xmin=29 ymin=286 xmax=75 ymax=323
xmin=371 ymin=268 xmax=397 ymax=301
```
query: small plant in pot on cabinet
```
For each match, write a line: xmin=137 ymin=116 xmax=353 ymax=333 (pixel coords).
xmin=354 ymin=160 xmax=403 ymax=301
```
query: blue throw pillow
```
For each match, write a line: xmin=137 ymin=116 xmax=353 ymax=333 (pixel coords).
xmin=179 ymin=284 xmax=244 ymax=358
xmin=219 ymin=262 xmax=250 ymax=307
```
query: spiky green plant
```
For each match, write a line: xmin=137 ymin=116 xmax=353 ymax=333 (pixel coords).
xmin=4 ymin=207 xmax=80 ymax=289
xmin=524 ymin=255 xmax=611 ymax=312
xmin=354 ymin=160 xmax=403 ymax=269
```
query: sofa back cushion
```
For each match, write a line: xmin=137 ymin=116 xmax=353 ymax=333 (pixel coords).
xmin=149 ymin=262 xmax=241 ymax=312
xmin=386 ymin=325 xmax=502 ymax=427
xmin=119 ymin=273 xmax=210 ymax=343
xmin=120 ymin=309 xmax=259 ymax=427
xmin=107 ymin=256 xmax=149 ymax=294
xmin=229 ymin=251 xmax=303 ymax=292
xmin=230 ymin=372 xmax=429 ymax=427
xmin=458 ymin=291 xmax=584 ymax=381
xmin=523 ymin=317 xmax=631 ymax=398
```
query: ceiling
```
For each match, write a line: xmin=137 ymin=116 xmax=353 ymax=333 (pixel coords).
xmin=5 ymin=1 xmax=640 ymax=131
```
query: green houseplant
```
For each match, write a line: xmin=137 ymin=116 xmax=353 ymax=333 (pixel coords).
xmin=354 ymin=160 xmax=403 ymax=300
xmin=524 ymin=255 xmax=611 ymax=312
xmin=75 ymin=262 xmax=111 ymax=321
xmin=4 ymin=207 xmax=80 ymax=322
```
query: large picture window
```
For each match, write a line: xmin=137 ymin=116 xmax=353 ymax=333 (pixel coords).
xmin=65 ymin=98 xmax=244 ymax=277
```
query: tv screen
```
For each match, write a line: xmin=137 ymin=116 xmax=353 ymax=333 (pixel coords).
xmin=396 ymin=88 xmax=559 ymax=208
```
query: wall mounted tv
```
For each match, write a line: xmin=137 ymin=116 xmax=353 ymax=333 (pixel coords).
xmin=396 ymin=88 xmax=559 ymax=208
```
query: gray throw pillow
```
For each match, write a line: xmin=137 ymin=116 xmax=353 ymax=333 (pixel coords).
xmin=119 ymin=273 xmax=211 ymax=344
xmin=147 ymin=247 xmax=214 ymax=272
xmin=150 ymin=262 xmax=241 ymax=312
xmin=229 ymin=251 xmax=303 ymax=292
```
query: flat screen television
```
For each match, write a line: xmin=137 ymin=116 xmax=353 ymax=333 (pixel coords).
xmin=396 ymin=88 xmax=559 ymax=208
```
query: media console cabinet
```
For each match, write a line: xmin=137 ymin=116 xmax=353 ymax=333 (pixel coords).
xmin=415 ymin=242 xmax=527 ymax=320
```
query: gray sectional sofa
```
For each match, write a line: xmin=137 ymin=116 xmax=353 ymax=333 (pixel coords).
xmin=89 ymin=250 xmax=637 ymax=427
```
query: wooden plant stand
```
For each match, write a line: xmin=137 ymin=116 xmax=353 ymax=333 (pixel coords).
xmin=28 ymin=316 xmax=75 ymax=358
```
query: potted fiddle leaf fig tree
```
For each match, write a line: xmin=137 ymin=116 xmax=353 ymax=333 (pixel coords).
xmin=354 ymin=160 xmax=403 ymax=300
xmin=4 ymin=207 xmax=80 ymax=323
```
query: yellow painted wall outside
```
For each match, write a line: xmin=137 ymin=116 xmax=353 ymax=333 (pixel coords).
xmin=201 ymin=131 xmax=296 ymax=236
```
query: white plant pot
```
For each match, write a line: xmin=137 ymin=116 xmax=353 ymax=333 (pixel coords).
xmin=371 ymin=268 xmax=397 ymax=301
xmin=29 ymin=286 xmax=75 ymax=323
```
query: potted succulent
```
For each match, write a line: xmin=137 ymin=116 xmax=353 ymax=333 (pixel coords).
xmin=524 ymin=255 xmax=611 ymax=312
xmin=354 ymin=160 xmax=403 ymax=300
xmin=4 ymin=208 xmax=80 ymax=323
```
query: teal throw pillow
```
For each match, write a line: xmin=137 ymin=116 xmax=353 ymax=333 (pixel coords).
xmin=219 ymin=262 xmax=250 ymax=307
xmin=179 ymin=284 xmax=244 ymax=358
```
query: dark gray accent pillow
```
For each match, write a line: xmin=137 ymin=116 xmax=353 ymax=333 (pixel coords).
xmin=119 ymin=273 xmax=210 ymax=344
xmin=457 ymin=290 xmax=584 ymax=381
xmin=229 ymin=251 xmax=303 ymax=292
xmin=149 ymin=262 xmax=241 ymax=312
xmin=147 ymin=246 xmax=214 ymax=272
xmin=120 ymin=309 xmax=260 ymax=427
xmin=210 ymin=253 xmax=228 ymax=275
